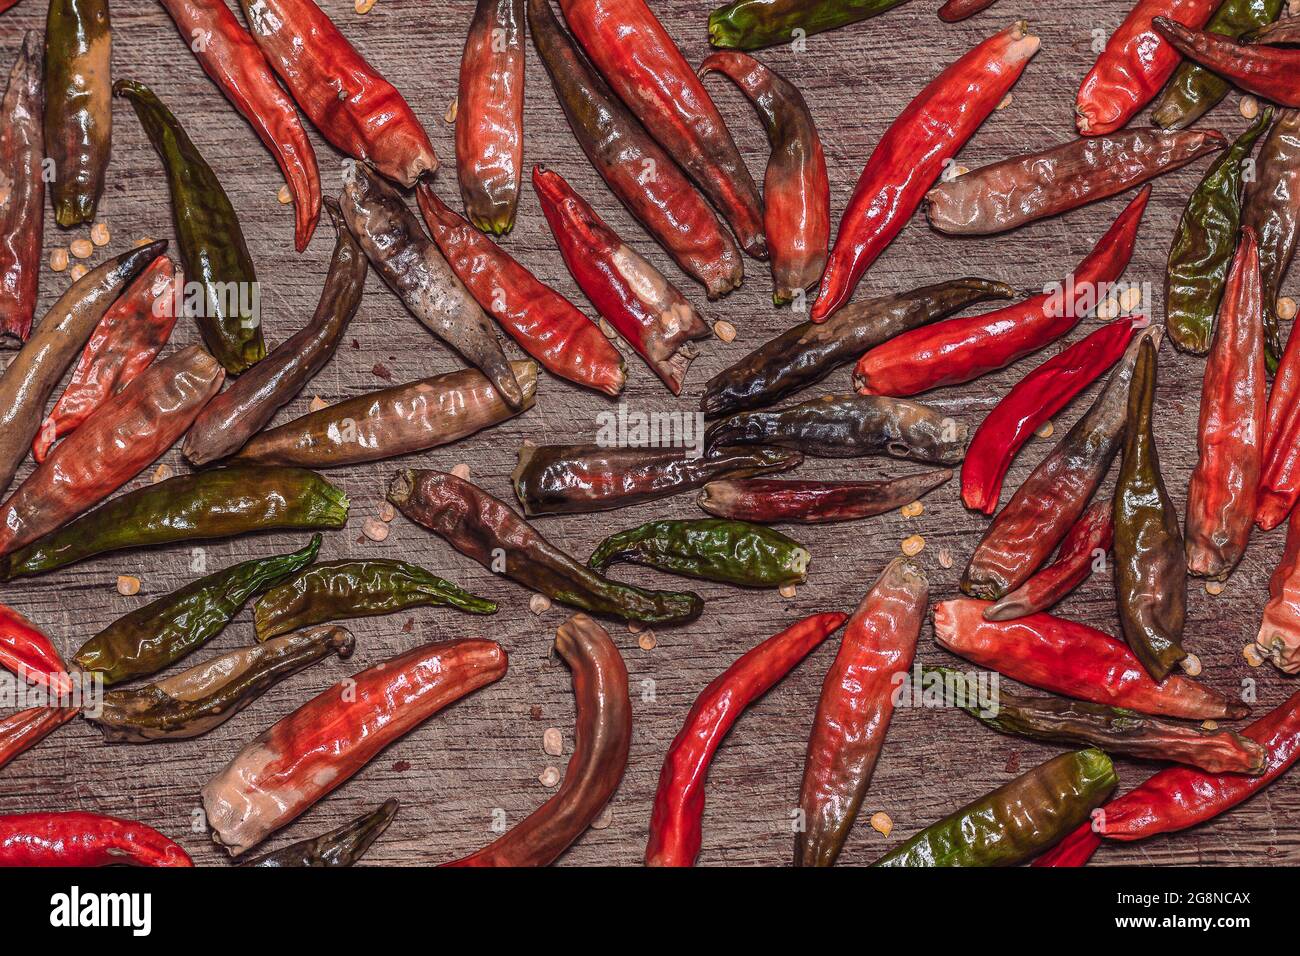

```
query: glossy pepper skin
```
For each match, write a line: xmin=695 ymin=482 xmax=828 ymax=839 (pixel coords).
xmin=708 ymin=0 xmax=910 ymax=51
xmin=872 ymin=749 xmax=1116 ymax=867
xmin=446 ymin=614 xmax=630 ymax=866
xmin=560 ymin=0 xmax=766 ymax=257
xmin=1254 ymin=506 xmax=1300 ymax=673
xmin=698 ymin=470 xmax=952 ymax=524
xmin=44 ymin=0 xmax=110 ymax=227
xmin=0 ymin=603 xmax=72 ymax=693
xmin=938 ymin=0 xmax=996 ymax=20
xmin=855 ymin=187 xmax=1149 ymax=395
xmin=73 ymin=536 xmax=322 ymax=686
xmin=0 ymin=466 xmax=348 ymax=580
xmin=1154 ymin=16 xmax=1300 ymax=108
xmin=699 ymin=52 xmax=828 ymax=305
xmin=588 ymin=519 xmax=810 ymax=588
xmin=796 ymin=559 xmax=925 ymax=867
xmin=242 ymin=800 xmax=398 ymax=867
xmin=0 ymin=812 xmax=192 ymax=867
xmin=203 ymin=638 xmax=507 ymax=856
xmin=528 ymin=0 xmax=741 ymax=299
xmin=645 ymin=611 xmax=847 ymax=866
xmin=811 ymin=21 xmax=1038 ymax=322
xmin=0 ymin=33 xmax=43 ymax=346
xmin=117 ymin=79 xmax=264 ymax=375
xmin=0 ymin=706 xmax=77 ymax=773
xmin=533 ymin=166 xmax=711 ymax=394
xmin=253 ymin=559 xmax=498 ymax=642
xmin=389 ymin=469 xmax=704 ymax=625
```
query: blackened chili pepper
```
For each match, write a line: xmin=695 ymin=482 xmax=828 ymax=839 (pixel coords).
xmin=707 ymin=0 xmax=910 ymax=51
xmin=0 ymin=604 xmax=72 ymax=693
xmin=796 ymin=558 xmax=925 ymax=867
xmin=588 ymin=519 xmax=809 ymax=588
xmin=698 ymin=470 xmax=952 ymax=524
xmin=242 ymin=800 xmax=397 ymax=868
xmin=0 ymin=706 xmax=77 ymax=773
xmin=44 ymin=0 xmax=110 ymax=227
xmin=0 ymin=32 xmax=43 ymax=347
xmin=1255 ymin=506 xmax=1300 ymax=672
xmin=1154 ymin=16 xmax=1300 ymax=107
xmin=1247 ymin=109 xmax=1300 ymax=389
xmin=645 ymin=611 xmax=847 ymax=866
xmin=388 ymin=469 xmax=704 ymax=625
xmin=938 ymin=0 xmax=997 ymax=21
xmin=0 ymin=812 xmax=192 ymax=867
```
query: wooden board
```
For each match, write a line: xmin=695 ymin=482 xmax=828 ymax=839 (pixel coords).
xmin=1 ymin=0 xmax=1296 ymax=867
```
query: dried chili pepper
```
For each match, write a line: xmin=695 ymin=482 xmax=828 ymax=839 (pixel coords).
xmin=699 ymin=52 xmax=828 ymax=305
xmin=242 ymin=800 xmax=398 ymax=867
xmin=560 ymin=0 xmax=766 ymax=256
xmin=588 ymin=519 xmax=809 ymax=588
xmin=0 ymin=32 xmax=43 ymax=347
xmin=854 ymin=187 xmax=1150 ymax=395
xmin=938 ymin=0 xmax=997 ymax=21
xmin=1255 ymin=506 xmax=1300 ymax=673
xmin=1248 ymin=108 xmax=1300 ymax=407
xmin=1246 ymin=11 xmax=1300 ymax=41
xmin=0 ymin=812 xmax=192 ymax=867
xmin=795 ymin=558 xmax=925 ymax=867
xmin=388 ymin=469 xmax=704 ymax=625
xmin=44 ymin=0 xmax=110 ymax=227
xmin=707 ymin=0 xmax=910 ymax=51
xmin=811 ymin=21 xmax=1038 ymax=321
xmin=698 ymin=470 xmax=952 ymax=524
xmin=1154 ymin=16 xmax=1300 ymax=107
xmin=0 ymin=707 xmax=77 ymax=773
xmin=533 ymin=165 xmax=710 ymax=395
xmin=646 ymin=611 xmax=847 ymax=866
xmin=0 ymin=604 xmax=71 ymax=694
xmin=254 ymin=560 xmax=497 ymax=642
xmin=446 ymin=614 xmax=630 ymax=866
xmin=203 ymin=638 xmax=506 ymax=855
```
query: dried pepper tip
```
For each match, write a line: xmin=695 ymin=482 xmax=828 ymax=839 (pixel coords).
xmin=241 ymin=799 xmax=398 ymax=867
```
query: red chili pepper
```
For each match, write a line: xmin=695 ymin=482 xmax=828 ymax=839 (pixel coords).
xmin=854 ymin=186 xmax=1149 ymax=395
xmin=1255 ymin=506 xmax=1300 ymax=674
xmin=938 ymin=0 xmax=998 ymax=21
xmin=0 ymin=812 xmax=192 ymax=867
xmin=0 ymin=706 xmax=77 ymax=773
xmin=645 ymin=611 xmax=847 ymax=866
xmin=962 ymin=316 xmax=1142 ymax=514
xmin=1154 ymin=16 xmax=1300 ymax=109
xmin=0 ymin=605 xmax=71 ymax=695
xmin=811 ymin=21 xmax=1038 ymax=322
xmin=1075 ymin=0 xmax=1220 ymax=136
xmin=0 ymin=32 xmax=43 ymax=346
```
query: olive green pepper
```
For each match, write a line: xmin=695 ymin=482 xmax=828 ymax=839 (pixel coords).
xmin=587 ymin=519 xmax=809 ymax=588
xmin=115 ymin=78 xmax=264 ymax=374
xmin=708 ymin=0 xmax=909 ymax=51
xmin=44 ymin=0 xmax=111 ymax=227
xmin=253 ymin=559 xmax=498 ymax=641
xmin=872 ymin=749 xmax=1117 ymax=867
xmin=241 ymin=799 xmax=398 ymax=867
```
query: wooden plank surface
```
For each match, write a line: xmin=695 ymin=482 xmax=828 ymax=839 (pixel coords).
xmin=1 ymin=0 xmax=1297 ymax=867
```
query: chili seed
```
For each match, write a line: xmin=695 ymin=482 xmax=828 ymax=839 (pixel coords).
xmin=90 ymin=222 xmax=110 ymax=246
xmin=133 ymin=236 xmax=156 ymax=248
xmin=1096 ymin=297 xmax=1119 ymax=320
xmin=1034 ymin=420 xmax=1054 ymax=439
xmin=69 ymin=238 xmax=94 ymax=259
xmin=714 ymin=320 xmax=737 ymax=343
xmin=869 ymin=811 xmax=893 ymax=837
xmin=638 ymin=632 xmax=657 ymax=651
xmin=379 ymin=501 xmax=396 ymax=522
xmin=900 ymin=501 xmax=923 ymax=518
xmin=116 ymin=575 xmax=141 ymax=596
xmin=900 ymin=534 xmax=924 ymax=556
xmin=542 ymin=728 xmax=563 ymax=756
xmin=309 ymin=395 xmax=328 ymax=412
xmin=937 ymin=546 xmax=953 ymax=569
xmin=627 ymin=620 xmax=644 ymax=633
xmin=152 ymin=463 xmax=173 ymax=483
xmin=590 ymin=806 xmax=614 ymax=830
xmin=277 ymin=184 xmax=292 ymax=204
xmin=1201 ymin=720 xmax=1218 ymax=731
xmin=49 ymin=248 xmax=69 ymax=272
xmin=1278 ymin=296 xmax=1298 ymax=322
xmin=1119 ymin=286 xmax=1142 ymax=313
xmin=445 ymin=97 xmax=458 ymax=124
xmin=355 ymin=0 xmax=376 ymax=11
xmin=538 ymin=766 xmax=561 ymax=788
xmin=1179 ymin=652 xmax=1202 ymax=677
xmin=1243 ymin=643 xmax=1265 ymax=667
xmin=1205 ymin=580 xmax=1225 ymax=596
xmin=361 ymin=518 xmax=389 ymax=542
xmin=598 ymin=318 xmax=616 ymax=339
xmin=1240 ymin=95 xmax=1260 ymax=120
xmin=529 ymin=593 xmax=551 ymax=615
xmin=451 ymin=462 xmax=471 ymax=480
xmin=779 ymin=583 xmax=797 ymax=598
xmin=69 ymin=264 xmax=88 ymax=281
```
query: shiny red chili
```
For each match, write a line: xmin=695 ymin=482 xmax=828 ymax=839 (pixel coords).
xmin=0 ymin=706 xmax=77 ymax=773
xmin=0 ymin=604 xmax=71 ymax=695
xmin=0 ymin=812 xmax=192 ymax=867
xmin=938 ymin=0 xmax=998 ymax=20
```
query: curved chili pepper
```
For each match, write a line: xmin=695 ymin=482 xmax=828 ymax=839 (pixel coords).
xmin=242 ymin=799 xmax=398 ymax=867
xmin=388 ymin=469 xmax=704 ymax=624
xmin=203 ymin=637 xmax=506 ymax=855
xmin=796 ymin=558 xmax=925 ymax=867
xmin=854 ymin=187 xmax=1150 ymax=395
xmin=938 ymin=0 xmax=997 ymax=21
xmin=1245 ymin=11 xmax=1300 ymax=41
xmin=253 ymin=559 xmax=498 ymax=642
xmin=646 ymin=611 xmax=847 ymax=866
xmin=416 ymin=184 xmax=625 ymax=396
xmin=1154 ymin=16 xmax=1300 ymax=107
xmin=811 ymin=21 xmax=1038 ymax=322
xmin=511 ymin=444 xmax=802 ymax=516
xmin=0 ymin=604 xmax=71 ymax=694
xmin=44 ymin=0 xmax=110 ymax=227
xmin=0 ymin=812 xmax=192 ymax=867
xmin=707 ymin=0 xmax=910 ymax=51
xmin=158 ymin=0 xmax=320 ymax=251
xmin=528 ymin=0 xmax=741 ymax=298
xmin=699 ymin=52 xmax=828 ymax=305
xmin=588 ymin=519 xmax=809 ymax=587
xmin=560 ymin=0 xmax=766 ymax=257
xmin=934 ymin=599 xmax=1243 ymax=720
xmin=698 ymin=470 xmax=952 ymax=523
xmin=1255 ymin=506 xmax=1300 ymax=673
xmin=533 ymin=165 xmax=710 ymax=394
xmin=446 ymin=614 xmax=630 ymax=866
xmin=0 ymin=33 xmax=43 ymax=346
xmin=962 ymin=316 xmax=1141 ymax=514
xmin=236 ymin=0 xmax=436 ymax=186
xmin=0 ymin=706 xmax=77 ymax=773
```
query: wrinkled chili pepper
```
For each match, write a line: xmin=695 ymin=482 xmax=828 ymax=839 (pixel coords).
xmin=44 ymin=0 xmax=110 ymax=227
xmin=159 ymin=0 xmax=320 ymax=251
xmin=872 ymin=749 xmax=1117 ymax=866
xmin=446 ymin=614 xmax=630 ymax=866
xmin=795 ymin=558 xmax=925 ymax=867
xmin=533 ymin=165 xmax=711 ymax=394
xmin=416 ymin=184 xmax=625 ymax=396
xmin=254 ymin=559 xmax=498 ymax=642
xmin=0 ymin=706 xmax=77 ymax=773
xmin=0 ymin=812 xmax=192 ymax=867
xmin=646 ymin=611 xmax=847 ymax=866
xmin=511 ymin=444 xmax=802 ymax=516
xmin=117 ymin=79 xmax=264 ymax=375
xmin=699 ymin=52 xmax=828 ymax=305
xmin=0 ymin=32 xmax=43 ymax=347
xmin=203 ymin=637 xmax=506 ymax=855
xmin=560 ymin=0 xmax=766 ymax=257
xmin=855 ymin=187 xmax=1150 ymax=395
xmin=811 ymin=21 xmax=1038 ymax=322
xmin=73 ymin=536 xmax=322 ymax=686
xmin=934 ymin=599 xmax=1243 ymax=720
xmin=1245 ymin=10 xmax=1300 ymax=41
xmin=1255 ymin=506 xmax=1300 ymax=673
xmin=236 ymin=0 xmax=437 ymax=186
xmin=707 ymin=0 xmax=910 ymax=51
xmin=588 ymin=519 xmax=809 ymax=588
xmin=0 ymin=466 xmax=348 ymax=580
xmin=962 ymin=316 xmax=1142 ymax=514
xmin=90 ymin=625 xmax=354 ymax=742
xmin=234 ymin=361 xmax=537 ymax=469
xmin=0 ymin=604 xmax=71 ymax=694
xmin=389 ymin=469 xmax=703 ymax=625
xmin=242 ymin=800 xmax=398 ymax=868
xmin=925 ymin=130 xmax=1224 ymax=236
xmin=938 ymin=0 xmax=997 ymax=21
xmin=528 ymin=0 xmax=741 ymax=298
xmin=1154 ymin=16 xmax=1300 ymax=107
xmin=698 ymin=470 xmax=952 ymax=524
xmin=340 ymin=161 xmax=523 ymax=409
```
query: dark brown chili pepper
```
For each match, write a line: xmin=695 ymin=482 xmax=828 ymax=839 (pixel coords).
xmin=1243 ymin=109 xmax=1300 ymax=370
xmin=241 ymin=800 xmax=398 ymax=867
xmin=587 ymin=519 xmax=809 ymax=588
xmin=44 ymin=0 xmax=110 ymax=227
xmin=0 ymin=32 xmax=43 ymax=347
xmin=697 ymin=471 xmax=952 ymax=524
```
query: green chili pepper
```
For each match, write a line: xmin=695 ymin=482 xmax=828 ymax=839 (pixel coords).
xmin=0 ymin=466 xmax=349 ymax=580
xmin=114 ymin=78 xmax=264 ymax=374
xmin=587 ymin=519 xmax=809 ymax=588
xmin=241 ymin=800 xmax=398 ymax=867
xmin=872 ymin=749 xmax=1116 ymax=867
xmin=1165 ymin=107 xmax=1272 ymax=356
xmin=708 ymin=0 xmax=910 ymax=51
xmin=44 ymin=0 xmax=112 ymax=227
xmin=73 ymin=536 xmax=323 ymax=685
xmin=253 ymin=559 xmax=499 ymax=641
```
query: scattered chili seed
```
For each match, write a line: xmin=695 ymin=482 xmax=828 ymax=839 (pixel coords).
xmin=1205 ymin=580 xmax=1225 ymax=596
xmin=69 ymin=238 xmax=94 ymax=259
xmin=445 ymin=97 xmax=458 ymax=124
xmin=1119 ymin=286 xmax=1142 ymax=313
xmin=1034 ymin=420 xmax=1054 ymax=439
xmin=379 ymin=501 xmax=396 ymax=522
xmin=779 ymin=583 xmax=798 ymax=598
xmin=598 ymin=318 xmax=616 ymax=339
xmin=1279 ymin=296 xmax=1298 ymax=322
xmin=69 ymin=264 xmax=88 ymax=281
xmin=1096 ymin=296 xmax=1119 ymax=320
xmin=1243 ymin=643 xmax=1265 ymax=667
xmin=308 ymin=395 xmax=328 ymax=412
xmin=938 ymin=547 xmax=953 ymax=569
xmin=628 ymin=620 xmax=644 ymax=633
xmin=355 ymin=0 xmax=375 ymax=11
xmin=1240 ymin=95 xmax=1260 ymax=120
xmin=590 ymin=806 xmax=614 ymax=830
xmin=451 ymin=463 xmax=471 ymax=480
xmin=151 ymin=463 xmax=173 ymax=483
xmin=714 ymin=320 xmax=737 ymax=343
xmin=1179 ymin=652 xmax=1202 ymax=677
xmin=900 ymin=500 xmax=924 ymax=518
xmin=638 ymin=632 xmax=657 ymax=651
xmin=529 ymin=593 xmax=551 ymax=615
xmin=542 ymin=727 xmax=563 ymax=756
xmin=133 ymin=236 xmax=156 ymax=248
xmin=1201 ymin=720 xmax=1218 ymax=731
xmin=49 ymin=247 xmax=69 ymax=272
xmin=901 ymin=534 xmax=925 ymax=556
xmin=90 ymin=222 xmax=110 ymax=246
xmin=538 ymin=766 xmax=561 ymax=787
xmin=996 ymin=93 xmax=1013 ymax=111
xmin=116 ymin=575 xmax=141 ymax=596
xmin=361 ymin=518 xmax=389 ymax=542
xmin=277 ymin=184 xmax=292 ymax=204
xmin=869 ymin=811 xmax=893 ymax=836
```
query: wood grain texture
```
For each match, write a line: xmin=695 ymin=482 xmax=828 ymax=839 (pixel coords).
xmin=1 ymin=0 xmax=1297 ymax=867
